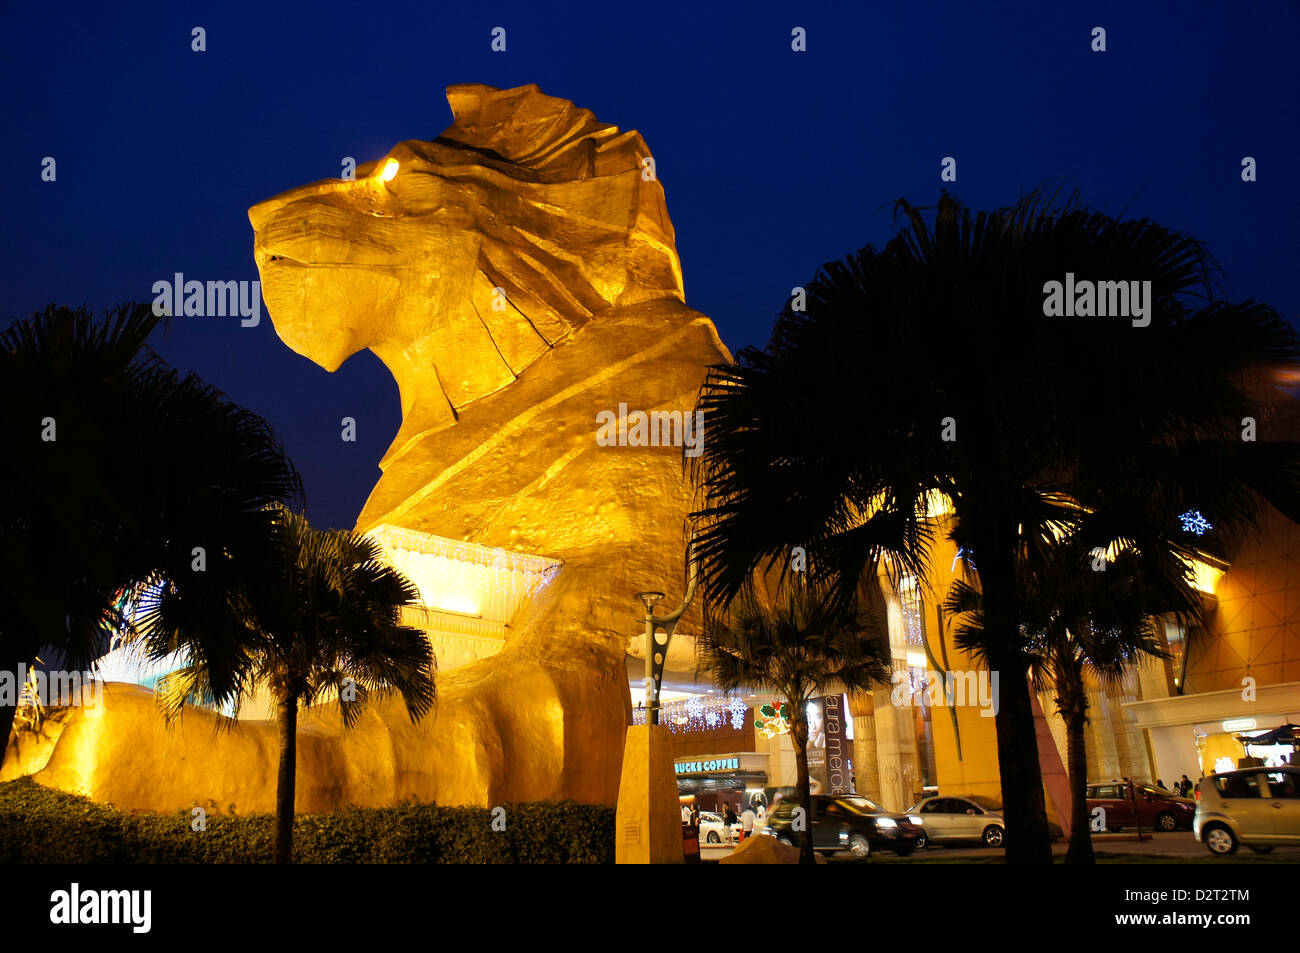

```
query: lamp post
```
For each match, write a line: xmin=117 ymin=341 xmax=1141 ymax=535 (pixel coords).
xmin=636 ymin=549 xmax=698 ymax=726
xmin=616 ymin=545 xmax=699 ymax=864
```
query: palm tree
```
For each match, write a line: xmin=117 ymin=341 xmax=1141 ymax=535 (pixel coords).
xmin=0 ymin=303 xmax=301 ymax=758
xmin=945 ymin=523 xmax=1202 ymax=863
xmin=132 ymin=507 xmax=436 ymax=863
xmin=689 ymin=192 xmax=1300 ymax=862
xmin=695 ymin=578 xmax=890 ymax=864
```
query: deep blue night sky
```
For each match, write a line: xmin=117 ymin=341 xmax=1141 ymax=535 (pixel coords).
xmin=4 ymin=1 xmax=1297 ymax=530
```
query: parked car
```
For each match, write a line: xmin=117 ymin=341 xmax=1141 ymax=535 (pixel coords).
xmin=1194 ymin=766 xmax=1300 ymax=855
xmin=762 ymin=794 xmax=922 ymax=858
xmin=698 ymin=811 xmax=742 ymax=844
xmin=906 ymin=795 xmax=1006 ymax=848
xmin=1085 ymin=780 xmax=1196 ymax=832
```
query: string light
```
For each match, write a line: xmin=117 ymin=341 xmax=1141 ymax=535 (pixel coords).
xmin=632 ymin=693 xmax=754 ymax=734
xmin=899 ymin=574 xmax=925 ymax=645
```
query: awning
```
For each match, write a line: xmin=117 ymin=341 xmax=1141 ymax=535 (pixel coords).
xmin=1236 ymin=724 xmax=1300 ymax=747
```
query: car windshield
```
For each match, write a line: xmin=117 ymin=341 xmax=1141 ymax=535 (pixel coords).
xmin=838 ymin=795 xmax=886 ymax=815
xmin=907 ymin=795 xmax=1000 ymax=813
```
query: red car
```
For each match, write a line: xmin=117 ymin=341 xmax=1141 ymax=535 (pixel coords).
xmin=1085 ymin=780 xmax=1196 ymax=832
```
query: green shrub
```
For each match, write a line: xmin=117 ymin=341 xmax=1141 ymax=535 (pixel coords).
xmin=0 ymin=777 xmax=614 ymax=863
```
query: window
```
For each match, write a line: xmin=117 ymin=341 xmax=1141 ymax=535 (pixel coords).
xmin=1091 ymin=785 xmax=1119 ymax=800
xmin=922 ymin=799 xmax=950 ymax=814
xmin=956 ymin=799 xmax=982 ymax=815
xmin=1163 ymin=618 xmax=1186 ymax=688
xmin=1215 ymin=773 xmax=1264 ymax=798
xmin=1266 ymin=772 xmax=1300 ymax=798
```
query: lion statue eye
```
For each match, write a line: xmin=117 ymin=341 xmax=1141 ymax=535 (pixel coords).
xmin=378 ymin=158 xmax=400 ymax=182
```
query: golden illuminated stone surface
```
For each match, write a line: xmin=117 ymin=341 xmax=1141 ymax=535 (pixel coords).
xmin=8 ymin=84 xmax=730 ymax=813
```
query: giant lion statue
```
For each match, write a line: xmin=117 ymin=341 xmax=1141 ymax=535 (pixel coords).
xmin=2 ymin=84 xmax=730 ymax=813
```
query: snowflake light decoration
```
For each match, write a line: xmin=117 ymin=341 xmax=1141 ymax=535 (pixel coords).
xmin=1180 ymin=510 xmax=1212 ymax=536
xmin=728 ymin=696 xmax=747 ymax=731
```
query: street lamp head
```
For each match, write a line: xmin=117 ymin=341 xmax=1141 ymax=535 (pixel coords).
xmin=635 ymin=591 xmax=665 ymax=616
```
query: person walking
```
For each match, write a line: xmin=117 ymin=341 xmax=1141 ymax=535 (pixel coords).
xmin=741 ymin=804 xmax=756 ymax=841
xmin=723 ymin=803 xmax=738 ymax=844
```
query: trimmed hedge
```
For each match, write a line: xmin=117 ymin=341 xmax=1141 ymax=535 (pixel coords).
xmin=0 ymin=777 xmax=614 ymax=863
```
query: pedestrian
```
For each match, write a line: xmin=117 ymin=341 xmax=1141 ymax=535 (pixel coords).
xmin=756 ymin=801 xmax=767 ymax=823
xmin=681 ymin=802 xmax=692 ymax=824
xmin=1156 ymin=779 xmax=1166 ymax=792
xmin=1180 ymin=774 xmax=1192 ymax=797
xmin=690 ymin=805 xmax=700 ymax=828
xmin=723 ymin=803 xmax=738 ymax=843
xmin=741 ymin=804 xmax=756 ymax=841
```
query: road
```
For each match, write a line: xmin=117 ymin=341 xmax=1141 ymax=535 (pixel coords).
xmin=700 ymin=831 xmax=1300 ymax=863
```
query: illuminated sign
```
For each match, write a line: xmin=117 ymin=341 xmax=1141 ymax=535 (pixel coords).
xmin=675 ymin=757 xmax=740 ymax=774
xmin=1223 ymin=718 xmax=1257 ymax=732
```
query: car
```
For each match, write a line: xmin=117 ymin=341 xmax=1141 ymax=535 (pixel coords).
xmin=1085 ymin=780 xmax=1196 ymax=832
xmin=1194 ymin=766 xmax=1300 ymax=855
xmin=698 ymin=811 xmax=742 ymax=844
xmin=761 ymin=794 xmax=922 ymax=859
xmin=906 ymin=795 xmax=1006 ymax=848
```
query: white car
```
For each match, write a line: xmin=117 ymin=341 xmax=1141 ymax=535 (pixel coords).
xmin=906 ymin=795 xmax=1006 ymax=848
xmin=698 ymin=811 xmax=743 ymax=844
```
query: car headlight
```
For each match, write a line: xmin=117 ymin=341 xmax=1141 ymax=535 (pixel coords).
xmin=876 ymin=817 xmax=898 ymax=828
xmin=909 ymin=816 xmax=923 ymax=826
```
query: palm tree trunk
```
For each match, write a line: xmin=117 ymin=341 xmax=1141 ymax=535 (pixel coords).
xmin=790 ymin=703 xmax=815 ymax=865
xmin=1 ymin=650 xmax=36 ymax=770
xmin=274 ymin=691 xmax=298 ymax=864
xmin=976 ymin=522 xmax=1054 ymax=864
xmin=1059 ymin=677 xmax=1094 ymax=865
xmin=0 ymin=697 xmax=17 ymax=770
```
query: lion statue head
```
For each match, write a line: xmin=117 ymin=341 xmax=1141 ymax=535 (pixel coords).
xmin=249 ymin=83 xmax=686 ymax=442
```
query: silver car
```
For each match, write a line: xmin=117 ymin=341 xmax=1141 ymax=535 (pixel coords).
xmin=1194 ymin=766 xmax=1300 ymax=855
xmin=907 ymin=795 xmax=1006 ymax=848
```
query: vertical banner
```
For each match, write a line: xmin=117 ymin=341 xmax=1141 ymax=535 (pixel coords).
xmin=804 ymin=697 xmax=826 ymax=792
xmin=823 ymin=694 xmax=851 ymax=795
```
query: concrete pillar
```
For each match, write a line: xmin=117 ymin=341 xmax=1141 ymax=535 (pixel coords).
xmin=872 ymin=669 xmax=917 ymax=811
xmin=615 ymin=724 xmax=681 ymax=864
xmin=849 ymin=691 xmax=881 ymax=802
